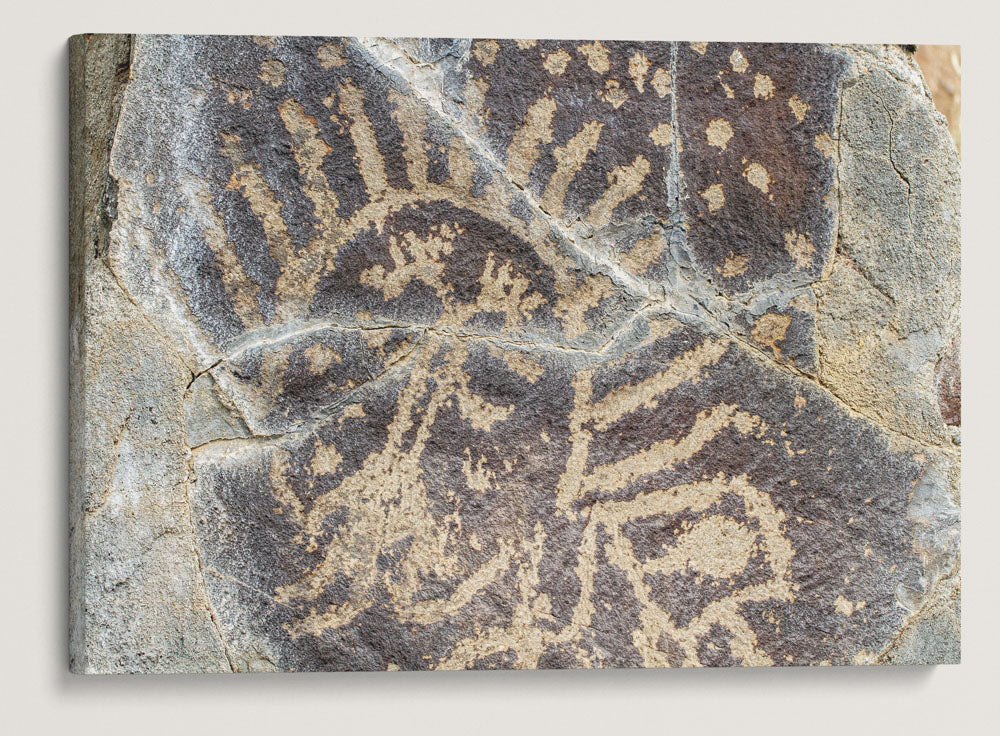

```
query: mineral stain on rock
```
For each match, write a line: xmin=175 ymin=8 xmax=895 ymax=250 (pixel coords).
xmin=70 ymin=35 xmax=961 ymax=672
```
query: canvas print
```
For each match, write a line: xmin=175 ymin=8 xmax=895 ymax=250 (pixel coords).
xmin=69 ymin=35 xmax=960 ymax=673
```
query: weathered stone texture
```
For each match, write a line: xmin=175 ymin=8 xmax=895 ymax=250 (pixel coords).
xmin=70 ymin=35 xmax=231 ymax=672
xmin=70 ymin=36 xmax=960 ymax=672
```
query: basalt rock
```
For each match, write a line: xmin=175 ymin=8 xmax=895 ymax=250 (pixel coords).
xmin=69 ymin=36 xmax=960 ymax=672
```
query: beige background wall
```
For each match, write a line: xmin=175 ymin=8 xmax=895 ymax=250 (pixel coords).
xmin=0 ymin=1 xmax=993 ymax=734
xmin=916 ymin=45 xmax=961 ymax=152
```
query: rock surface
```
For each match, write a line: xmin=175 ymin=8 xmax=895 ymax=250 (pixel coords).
xmin=70 ymin=36 xmax=960 ymax=672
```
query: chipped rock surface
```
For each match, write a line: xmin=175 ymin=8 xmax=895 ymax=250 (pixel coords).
xmin=69 ymin=36 xmax=960 ymax=672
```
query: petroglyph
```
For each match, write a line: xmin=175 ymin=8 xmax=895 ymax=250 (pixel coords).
xmin=71 ymin=36 xmax=960 ymax=672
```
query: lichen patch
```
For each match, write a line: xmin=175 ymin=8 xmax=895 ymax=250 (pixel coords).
xmin=700 ymin=182 xmax=726 ymax=213
xmin=730 ymin=48 xmax=749 ymax=73
xmin=629 ymin=52 xmax=651 ymax=93
xmin=788 ymin=94 xmax=809 ymax=122
xmin=743 ymin=162 xmax=772 ymax=194
xmin=753 ymin=73 xmax=775 ymax=99
xmin=651 ymin=67 xmax=671 ymax=97
xmin=784 ymin=230 xmax=817 ymax=269
xmin=706 ymin=118 xmax=734 ymax=151
xmin=649 ymin=122 xmax=673 ymax=147
xmin=751 ymin=312 xmax=792 ymax=358
xmin=722 ymin=250 xmax=748 ymax=277
xmin=543 ymin=49 xmax=572 ymax=76
xmin=259 ymin=59 xmax=286 ymax=87
xmin=814 ymin=132 xmax=837 ymax=158
xmin=473 ymin=40 xmax=501 ymax=66
xmin=577 ymin=41 xmax=610 ymax=73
